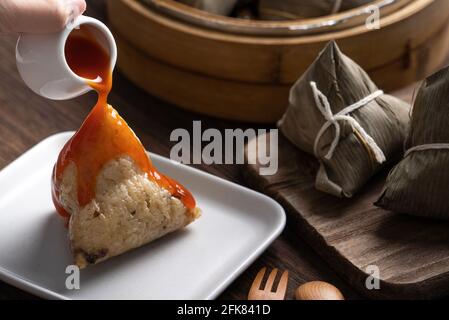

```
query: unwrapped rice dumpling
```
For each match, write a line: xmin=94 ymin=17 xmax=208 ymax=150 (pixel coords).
xmin=175 ymin=0 xmax=238 ymax=16
xmin=259 ymin=0 xmax=375 ymax=20
xmin=376 ymin=67 xmax=449 ymax=219
xmin=278 ymin=41 xmax=410 ymax=198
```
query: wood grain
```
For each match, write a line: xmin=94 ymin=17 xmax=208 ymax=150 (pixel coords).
xmin=244 ymin=131 xmax=449 ymax=299
xmin=0 ymin=0 xmax=360 ymax=300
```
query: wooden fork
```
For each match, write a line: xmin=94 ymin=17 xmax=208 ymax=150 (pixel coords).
xmin=248 ymin=267 xmax=289 ymax=300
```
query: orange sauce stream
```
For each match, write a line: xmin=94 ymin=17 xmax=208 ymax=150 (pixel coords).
xmin=51 ymin=27 xmax=195 ymax=219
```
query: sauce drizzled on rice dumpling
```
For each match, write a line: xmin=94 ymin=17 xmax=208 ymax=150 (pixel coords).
xmin=51 ymin=26 xmax=196 ymax=220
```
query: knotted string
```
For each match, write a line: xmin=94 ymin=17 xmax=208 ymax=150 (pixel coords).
xmin=310 ymin=81 xmax=386 ymax=163
xmin=405 ymin=143 xmax=449 ymax=158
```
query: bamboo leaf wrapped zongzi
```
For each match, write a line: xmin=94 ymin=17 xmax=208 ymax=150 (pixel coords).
xmin=278 ymin=41 xmax=410 ymax=198
xmin=376 ymin=67 xmax=449 ymax=219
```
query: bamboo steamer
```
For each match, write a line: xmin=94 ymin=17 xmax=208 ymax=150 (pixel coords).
xmin=107 ymin=0 xmax=449 ymax=123
xmin=142 ymin=0 xmax=414 ymax=36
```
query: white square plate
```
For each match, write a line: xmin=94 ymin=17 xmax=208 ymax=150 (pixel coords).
xmin=0 ymin=132 xmax=285 ymax=300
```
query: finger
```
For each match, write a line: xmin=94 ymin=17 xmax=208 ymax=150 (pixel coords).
xmin=0 ymin=0 xmax=87 ymax=34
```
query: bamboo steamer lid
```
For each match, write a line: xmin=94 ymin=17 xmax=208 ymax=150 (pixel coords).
xmin=107 ymin=0 xmax=449 ymax=123
xmin=142 ymin=0 xmax=414 ymax=36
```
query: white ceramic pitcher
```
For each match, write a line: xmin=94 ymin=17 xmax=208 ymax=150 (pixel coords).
xmin=16 ymin=15 xmax=117 ymax=100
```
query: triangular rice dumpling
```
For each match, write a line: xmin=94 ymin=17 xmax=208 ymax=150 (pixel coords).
xmin=278 ymin=41 xmax=410 ymax=198
xmin=259 ymin=0 xmax=374 ymax=20
xmin=52 ymin=103 xmax=200 ymax=268
xmin=376 ymin=67 xmax=449 ymax=219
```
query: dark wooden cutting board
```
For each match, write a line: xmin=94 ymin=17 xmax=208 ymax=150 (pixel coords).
xmin=244 ymin=131 xmax=449 ymax=300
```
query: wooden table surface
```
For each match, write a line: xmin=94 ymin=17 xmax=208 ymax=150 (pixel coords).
xmin=0 ymin=1 xmax=440 ymax=300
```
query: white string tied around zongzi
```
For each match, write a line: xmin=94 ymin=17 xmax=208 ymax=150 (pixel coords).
xmin=405 ymin=143 xmax=449 ymax=158
xmin=310 ymin=81 xmax=386 ymax=163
